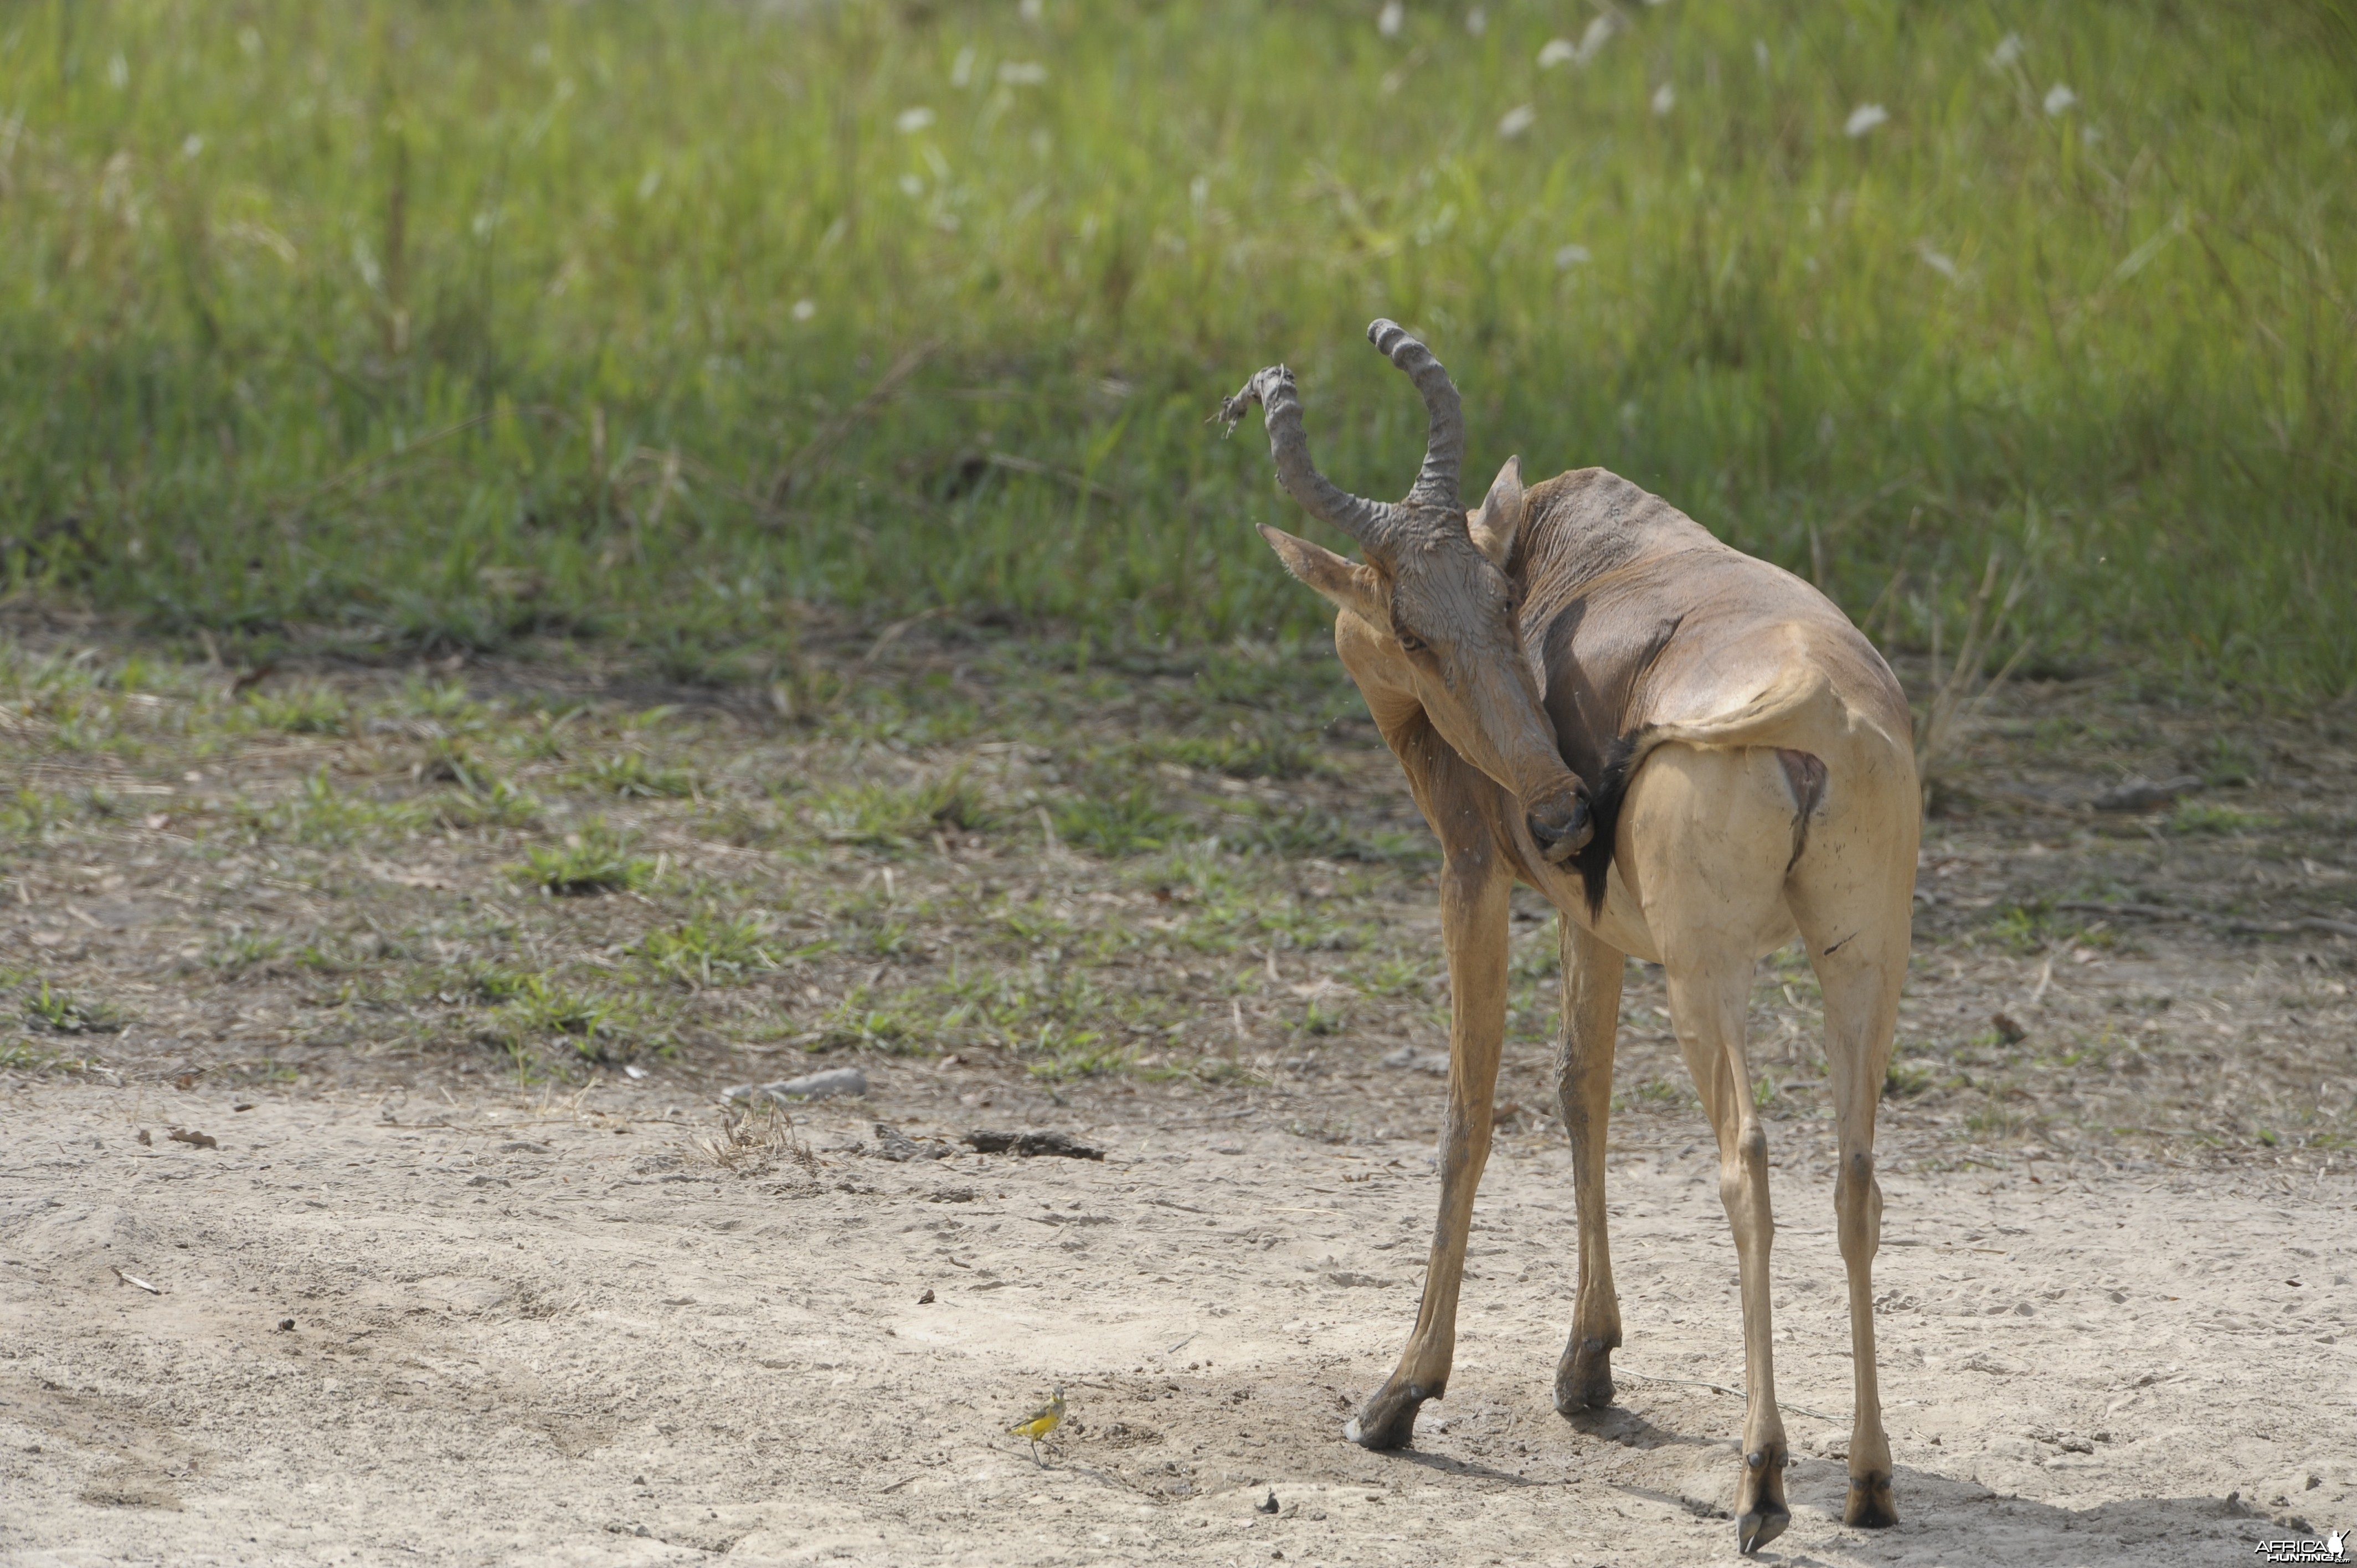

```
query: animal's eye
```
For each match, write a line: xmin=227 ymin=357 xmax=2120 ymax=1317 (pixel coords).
xmin=1396 ymin=631 xmax=1427 ymax=654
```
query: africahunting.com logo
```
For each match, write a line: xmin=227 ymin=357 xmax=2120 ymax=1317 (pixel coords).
xmin=2256 ymin=1530 xmax=2348 ymax=1564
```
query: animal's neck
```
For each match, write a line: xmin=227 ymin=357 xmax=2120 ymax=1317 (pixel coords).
xmin=1510 ymin=468 xmax=1721 ymax=618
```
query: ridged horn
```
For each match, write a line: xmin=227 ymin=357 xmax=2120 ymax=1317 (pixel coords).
xmin=1215 ymin=364 xmax=1397 ymax=547
xmin=1366 ymin=318 xmax=1464 ymax=512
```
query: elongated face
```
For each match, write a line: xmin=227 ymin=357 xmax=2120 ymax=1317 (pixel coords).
xmin=1259 ymin=460 xmax=1592 ymax=864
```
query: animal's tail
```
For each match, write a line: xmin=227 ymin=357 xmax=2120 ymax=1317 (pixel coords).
xmin=1625 ymin=662 xmax=1835 ymax=766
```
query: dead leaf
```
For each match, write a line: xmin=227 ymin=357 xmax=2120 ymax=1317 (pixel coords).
xmin=167 ymin=1128 xmax=217 ymax=1150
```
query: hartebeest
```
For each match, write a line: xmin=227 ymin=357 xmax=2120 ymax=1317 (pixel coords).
xmin=1220 ymin=322 xmax=1918 ymax=1554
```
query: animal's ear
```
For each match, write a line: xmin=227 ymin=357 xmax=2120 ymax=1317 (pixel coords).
xmin=1256 ymin=524 xmax=1385 ymax=624
xmin=1467 ymin=455 xmax=1525 ymax=568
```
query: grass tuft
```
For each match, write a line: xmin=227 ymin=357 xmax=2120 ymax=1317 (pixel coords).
xmin=809 ymin=772 xmax=990 ymax=849
xmin=23 ymin=983 xmax=128 ymax=1035
xmin=632 ymin=914 xmax=781 ymax=988
xmin=511 ymin=821 xmax=656 ymax=896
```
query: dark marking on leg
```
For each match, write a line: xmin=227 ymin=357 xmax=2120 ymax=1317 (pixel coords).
xmin=1823 ymin=932 xmax=1854 ymax=956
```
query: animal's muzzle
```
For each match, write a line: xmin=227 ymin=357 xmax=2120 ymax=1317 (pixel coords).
xmin=1527 ymin=792 xmax=1593 ymax=864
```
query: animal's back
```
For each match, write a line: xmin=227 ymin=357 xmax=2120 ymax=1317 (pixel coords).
xmin=1514 ymin=468 xmax=1912 ymax=769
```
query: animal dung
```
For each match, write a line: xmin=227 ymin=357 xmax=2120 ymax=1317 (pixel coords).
xmin=722 ymin=1067 xmax=869 ymax=1105
xmin=961 ymin=1129 xmax=1105 ymax=1161
xmin=167 ymin=1128 xmax=218 ymax=1150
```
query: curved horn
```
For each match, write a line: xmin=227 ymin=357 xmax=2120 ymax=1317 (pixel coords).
xmin=1216 ymin=364 xmax=1396 ymax=546
xmin=1366 ymin=318 xmax=1464 ymax=512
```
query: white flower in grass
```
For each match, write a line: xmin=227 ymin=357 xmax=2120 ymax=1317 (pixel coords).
xmin=1019 ymin=0 xmax=1043 ymax=19
xmin=182 ymin=134 xmax=204 ymax=159
xmin=791 ymin=299 xmax=817 ymax=322
xmin=1497 ymin=104 xmax=1536 ymax=139
xmin=1540 ymin=16 xmax=1615 ymax=70
xmin=1988 ymin=33 xmax=2025 ymax=69
xmin=1465 ymin=7 xmax=1487 ymax=37
xmin=999 ymin=61 xmax=1047 ymax=86
xmin=1916 ymin=244 xmax=1959 ymax=282
xmin=1844 ymin=103 xmax=1888 ymax=137
xmin=2043 ymin=84 xmax=2077 ymax=116
xmin=1378 ymin=1 xmax=1404 ymax=38
xmin=896 ymin=107 xmax=935 ymax=134
xmin=898 ymin=173 xmax=924 ymax=198
xmin=1651 ymin=83 xmax=1675 ymax=116
xmin=1554 ymin=243 xmax=1591 ymax=269
xmin=950 ymin=47 xmax=976 ymax=88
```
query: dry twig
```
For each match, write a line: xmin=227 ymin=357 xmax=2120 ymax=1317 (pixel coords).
xmin=1915 ymin=553 xmax=2035 ymax=806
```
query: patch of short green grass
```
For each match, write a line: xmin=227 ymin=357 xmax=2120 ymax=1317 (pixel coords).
xmin=473 ymin=970 xmax=638 ymax=1064
xmin=205 ymin=930 xmax=284 ymax=973
xmin=809 ymin=773 xmax=991 ymax=849
xmin=511 ymin=821 xmax=656 ymax=896
xmin=1145 ymin=728 xmax=1324 ymax=781
xmin=2169 ymin=800 xmax=2272 ymax=836
xmin=574 ymin=751 xmax=698 ymax=800
xmin=1056 ymin=782 xmax=1182 ymax=858
xmin=632 ymin=913 xmax=781 ymax=988
xmin=22 ymin=983 xmax=127 ymax=1035
xmin=1220 ymin=801 xmax=1419 ymax=864
xmin=240 ymin=769 xmax=422 ymax=845
xmin=243 ymin=684 xmax=351 ymax=736
xmin=1884 ymin=1060 xmax=1941 ymax=1099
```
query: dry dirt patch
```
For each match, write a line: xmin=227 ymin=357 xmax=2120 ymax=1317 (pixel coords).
xmin=2 ymin=1082 xmax=2350 ymax=1566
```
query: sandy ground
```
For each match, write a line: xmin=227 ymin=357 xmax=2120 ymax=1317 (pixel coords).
xmin=3 ymin=1078 xmax=2351 ymax=1567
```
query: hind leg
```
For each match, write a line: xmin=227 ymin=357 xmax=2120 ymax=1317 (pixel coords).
xmin=1623 ymin=745 xmax=1804 ymax=1555
xmin=1788 ymin=771 xmax=1918 ymax=1530
xmin=1553 ymin=916 xmax=1626 ymax=1414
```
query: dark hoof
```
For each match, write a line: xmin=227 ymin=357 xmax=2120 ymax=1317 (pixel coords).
xmin=1735 ymin=1441 xmax=1790 ymax=1555
xmin=1342 ymin=1378 xmax=1433 ymax=1451
xmin=1845 ymin=1471 xmax=1899 ymax=1529
xmin=1736 ymin=1503 xmax=1791 ymax=1555
xmin=1553 ymin=1335 xmax=1617 ymax=1415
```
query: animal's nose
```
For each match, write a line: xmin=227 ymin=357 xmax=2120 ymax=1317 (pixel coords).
xmin=1527 ymin=793 xmax=1592 ymax=863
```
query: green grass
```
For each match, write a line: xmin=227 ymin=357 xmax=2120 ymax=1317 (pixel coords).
xmin=2169 ymin=799 xmax=2272 ymax=836
xmin=808 ymin=772 xmax=991 ymax=849
xmin=574 ymin=751 xmax=698 ymax=800
xmin=22 ymin=982 xmax=127 ymax=1034
xmin=1056 ymin=781 xmax=1181 ymax=858
xmin=469 ymin=967 xmax=638 ymax=1062
xmin=511 ymin=819 xmax=655 ymax=895
xmin=632 ymin=912 xmax=780 ymax=987
xmin=1 ymin=3 xmax=2351 ymax=695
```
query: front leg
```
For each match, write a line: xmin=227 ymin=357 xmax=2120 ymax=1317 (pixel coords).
xmin=1552 ymin=916 xmax=1626 ymax=1414
xmin=1346 ymin=837 xmax=1510 ymax=1450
